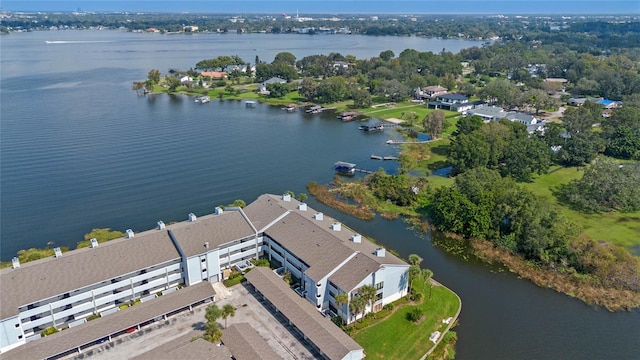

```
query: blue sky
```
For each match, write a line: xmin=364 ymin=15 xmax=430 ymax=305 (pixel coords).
xmin=3 ymin=1 xmax=639 ymax=15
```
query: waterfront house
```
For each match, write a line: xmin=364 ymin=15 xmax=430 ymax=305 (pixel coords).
xmin=428 ymin=93 xmax=475 ymax=112
xmin=415 ymin=85 xmax=448 ymax=100
xmin=465 ymin=105 xmax=545 ymax=133
xmin=256 ymin=77 xmax=287 ymax=94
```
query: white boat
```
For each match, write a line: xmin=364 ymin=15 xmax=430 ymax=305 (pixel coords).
xmin=195 ymin=96 xmax=210 ymax=103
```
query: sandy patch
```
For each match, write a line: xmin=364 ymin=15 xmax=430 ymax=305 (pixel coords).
xmin=384 ymin=117 xmax=405 ymax=124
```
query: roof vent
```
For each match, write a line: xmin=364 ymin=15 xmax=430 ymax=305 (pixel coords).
xmin=298 ymin=203 xmax=307 ymax=211
xmin=188 ymin=213 xmax=197 ymax=222
xmin=11 ymin=257 xmax=20 ymax=269
xmin=54 ymin=247 xmax=63 ymax=258
xmin=157 ymin=221 xmax=166 ymax=230
xmin=331 ymin=222 xmax=342 ymax=231
xmin=374 ymin=247 xmax=386 ymax=257
xmin=204 ymin=242 xmax=209 ymax=249
xmin=214 ymin=206 xmax=224 ymax=215
xmin=282 ymin=193 xmax=292 ymax=202
xmin=126 ymin=229 xmax=135 ymax=238
xmin=351 ymin=233 xmax=362 ymax=243
xmin=313 ymin=212 xmax=324 ymax=221
xmin=89 ymin=238 xmax=99 ymax=248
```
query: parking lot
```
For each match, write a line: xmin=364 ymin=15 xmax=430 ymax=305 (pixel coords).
xmin=66 ymin=283 xmax=318 ymax=360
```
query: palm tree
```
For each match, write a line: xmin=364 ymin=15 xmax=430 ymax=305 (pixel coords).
xmin=204 ymin=304 xmax=223 ymax=343
xmin=359 ymin=285 xmax=377 ymax=315
xmin=408 ymin=265 xmax=420 ymax=295
xmin=408 ymin=254 xmax=423 ymax=267
xmin=221 ymin=304 xmax=236 ymax=328
xmin=349 ymin=296 xmax=366 ymax=323
xmin=407 ymin=254 xmax=423 ymax=296
xmin=334 ymin=292 xmax=349 ymax=320
xmin=421 ymin=268 xmax=434 ymax=299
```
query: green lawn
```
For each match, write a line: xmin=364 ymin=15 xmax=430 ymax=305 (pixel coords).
xmin=354 ymin=284 xmax=460 ymax=359
xmin=522 ymin=166 xmax=640 ymax=249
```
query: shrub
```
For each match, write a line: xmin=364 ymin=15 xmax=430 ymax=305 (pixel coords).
xmin=87 ymin=313 xmax=100 ymax=321
xmin=251 ymin=258 xmax=270 ymax=267
xmin=407 ymin=307 xmax=424 ymax=323
xmin=383 ymin=303 xmax=395 ymax=311
xmin=410 ymin=292 xmax=423 ymax=302
xmin=41 ymin=327 xmax=59 ymax=337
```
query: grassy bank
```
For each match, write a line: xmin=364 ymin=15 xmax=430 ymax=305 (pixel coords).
xmin=354 ymin=282 xmax=461 ymax=359
xmin=522 ymin=166 xmax=640 ymax=250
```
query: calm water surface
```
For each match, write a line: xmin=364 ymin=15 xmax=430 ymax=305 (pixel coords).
xmin=1 ymin=31 xmax=638 ymax=360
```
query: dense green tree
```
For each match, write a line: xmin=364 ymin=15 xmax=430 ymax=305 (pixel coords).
xmin=165 ymin=76 xmax=181 ymax=92
xmin=266 ymin=82 xmax=290 ymax=98
xmin=299 ymin=78 xmax=318 ymax=102
xmin=454 ymin=115 xmax=484 ymax=136
xmin=558 ymin=132 xmax=604 ymax=166
xmin=449 ymin=132 xmax=491 ymax=174
xmin=561 ymin=102 xmax=601 ymax=135
xmin=351 ymin=88 xmax=372 ymax=108
xmin=558 ymin=158 xmax=640 ymax=213
xmin=375 ymin=79 xmax=410 ymax=102
xmin=605 ymin=127 xmax=640 ymax=160
xmin=480 ymin=79 xmax=519 ymax=107
xmin=147 ymin=69 xmax=161 ymax=84
xmin=430 ymin=168 xmax=577 ymax=264
xmin=316 ymin=76 xmax=347 ymax=103
xmin=272 ymin=52 xmax=296 ymax=66
xmin=423 ymin=110 xmax=445 ymax=140
xmin=379 ymin=50 xmax=395 ymax=61
xmin=502 ymin=135 xmax=553 ymax=181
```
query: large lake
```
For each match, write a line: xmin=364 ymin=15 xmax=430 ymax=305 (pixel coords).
xmin=1 ymin=31 xmax=639 ymax=359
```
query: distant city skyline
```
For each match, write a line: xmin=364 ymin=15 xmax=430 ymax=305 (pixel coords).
xmin=3 ymin=0 xmax=640 ymax=15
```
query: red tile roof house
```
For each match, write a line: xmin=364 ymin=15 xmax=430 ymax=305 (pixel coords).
xmin=200 ymin=71 xmax=227 ymax=80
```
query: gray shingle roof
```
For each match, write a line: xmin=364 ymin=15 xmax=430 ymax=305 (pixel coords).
xmin=1 ymin=229 xmax=180 ymax=319
xmin=265 ymin=211 xmax=356 ymax=281
xmin=132 ymin=331 xmax=232 ymax=360
xmin=245 ymin=267 xmax=363 ymax=360
xmin=2 ymin=282 xmax=216 ymax=360
xmin=221 ymin=323 xmax=281 ymax=360
xmin=169 ymin=211 xmax=256 ymax=258
xmin=245 ymin=194 xmax=408 ymax=283
xmin=439 ymin=93 xmax=468 ymax=101
xmin=242 ymin=194 xmax=291 ymax=231
xmin=466 ymin=105 xmax=507 ymax=119
xmin=329 ymin=254 xmax=381 ymax=292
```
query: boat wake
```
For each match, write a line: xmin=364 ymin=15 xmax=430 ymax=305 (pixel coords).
xmin=45 ymin=40 xmax=113 ymax=44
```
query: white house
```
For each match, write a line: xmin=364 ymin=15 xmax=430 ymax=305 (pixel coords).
xmin=465 ymin=105 xmax=544 ymax=133
xmin=428 ymin=93 xmax=475 ymax=112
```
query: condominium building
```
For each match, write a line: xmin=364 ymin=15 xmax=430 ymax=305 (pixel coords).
xmin=1 ymin=194 xmax=408 ymax=356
